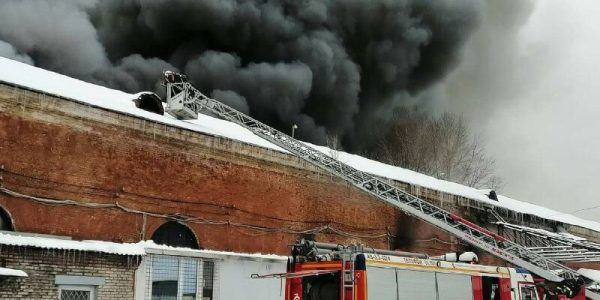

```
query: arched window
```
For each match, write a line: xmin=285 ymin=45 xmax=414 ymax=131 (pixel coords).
xmin=0 ymin=207 xmax=14 ymax=231
xmin=151 ymin=221 xmax=199 ymax=249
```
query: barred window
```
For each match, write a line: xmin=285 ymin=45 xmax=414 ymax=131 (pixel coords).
xmin=146 ymin=255 xmax=217 ymax=300
xmin=202 ymin=260 xmax=215 ymax=299
xmin=58 ymin=285 xmax=95 ymax=300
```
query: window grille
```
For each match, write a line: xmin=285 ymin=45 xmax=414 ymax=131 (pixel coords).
xmin=60 ymin=290 xmax=90 ymax=300
xmin=145 ymin=255 xmax=218 ymax=300
xmin=58 ymin=285 xmax=95 ymax=300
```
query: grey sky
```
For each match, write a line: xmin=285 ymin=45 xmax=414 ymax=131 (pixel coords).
xmin=444 ymin=0 xmax=600 ymax=221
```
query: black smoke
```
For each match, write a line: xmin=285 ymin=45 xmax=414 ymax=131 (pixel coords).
xmin=0 ymin=0 xmax=482 ymax=151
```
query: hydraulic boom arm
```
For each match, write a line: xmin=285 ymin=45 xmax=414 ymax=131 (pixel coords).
xmin=162 ymin=71 xmax=583 ymax=284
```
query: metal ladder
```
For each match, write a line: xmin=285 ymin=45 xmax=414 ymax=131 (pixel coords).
xmin=163 ymin=72 xmax=582 ymax=283
xmin=497 ymin=222 xmax=600 ymax=262
xmin=487 ymin=208 xmax=507 ymax=223
xmin=488 ymin=209 xmax=600 ymax=263
xmin=340 ymin=252 xmax=355 ymax=300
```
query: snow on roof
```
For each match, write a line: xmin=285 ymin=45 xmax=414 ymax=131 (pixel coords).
xmin=0 ymin=232 xmax=286 ymax=261
xmin=308 ymin=143 xmax=600 ymax=232
xmin=1 ymin=57 xmax=599 ymax=233
xmin=495 ymin=222 xmax=590 ymax=242
xmin=0 ymin=232 xmax=145 ymax=256
xmin=0 ymin=57 xmax=281 ymax=152
xmin=139 ymin=241 xmax=287 ymax=261
xmin=0 ymin=267 xmax=27 ymax=277
xmin=579 ymin=268 xmax=600 ymax=283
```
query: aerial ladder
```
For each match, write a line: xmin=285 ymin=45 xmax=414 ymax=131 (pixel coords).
xmin=161 ymin=71 xmax=597 ymax=297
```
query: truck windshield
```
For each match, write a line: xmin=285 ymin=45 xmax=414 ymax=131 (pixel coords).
xmin=520 ymin=284 xmax=538 ymax=300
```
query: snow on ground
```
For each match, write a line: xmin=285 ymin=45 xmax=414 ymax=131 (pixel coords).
xmin=1 ymin=57 xmax=599 ymax=233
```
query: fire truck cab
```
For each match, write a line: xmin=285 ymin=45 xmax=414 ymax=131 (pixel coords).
xmin=280 ymin=240 xmax=586 ymax=300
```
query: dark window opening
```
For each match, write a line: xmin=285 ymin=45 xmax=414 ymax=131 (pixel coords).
xmin=482 ymin=276 xmax=500 ymax=300
xmin=151 ymin=221 xmax=199 ymax=249
xmin=303 ymin=273 xmax=340 ymax=300
xmin=0 ymin=208 xmax=14 ymax=231
xmin=151 ymin=280 xmax=177 ymax=298
xmin=134 ymin=93 xmax=164 ymax=115
xmin=520 ymin=284 xmax=537 ymax=300
xmin=202 ymin=260 xmax=215 ymax=299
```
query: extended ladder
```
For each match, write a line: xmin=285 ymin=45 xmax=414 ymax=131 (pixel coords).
xmin=163 ymin=72 xmax=581 ymax=283
xmin=496 ymin=222 xmax=600 ymax=263
xmin=340 ymin=252 xmax=355 ymax=300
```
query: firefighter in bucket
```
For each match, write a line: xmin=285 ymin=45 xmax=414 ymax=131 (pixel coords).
xmin=164 ymin=70 xmax=187 ymax=83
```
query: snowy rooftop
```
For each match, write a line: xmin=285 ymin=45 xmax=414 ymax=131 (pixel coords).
xmin=140 ymin=241 xmax=287 ymax=261
xmin=496 ymin=222 xmax=589 ymax=242
xmin=0 ymin=267 xmax=27 ymax=277
xmin=579 ymin=268 xmax=600 ymax=284
xmin=0 ymin=57 xmax=599 ymax=233
xmin=0 ymin=232 xmax=286 ymax=261
xmin=0 ymin=232 xmax=145 ymax=256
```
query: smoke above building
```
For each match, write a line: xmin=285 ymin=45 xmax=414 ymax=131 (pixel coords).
xmin=0 ymin=0 xmax=482 ymax=150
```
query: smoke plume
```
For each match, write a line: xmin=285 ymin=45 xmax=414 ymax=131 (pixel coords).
xmin=0 ymin=0 xmax=482 ymax=150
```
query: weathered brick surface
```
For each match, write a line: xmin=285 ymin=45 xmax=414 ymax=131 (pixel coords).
xmin=0 ymin=83 xmax=469 ymax=257
xmin=0 ymin=245 xmax=139 ymax=299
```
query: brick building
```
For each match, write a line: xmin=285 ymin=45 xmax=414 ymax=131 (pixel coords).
xmin=0 ymin=231 xmax=286 ymax=300
xmin=0 ymin=57 xmax=599 ymax=298
xmin=0 ymin=232 xmax=141 ymax=299
xmin=0 ymin=62 xmax=442 ymax=256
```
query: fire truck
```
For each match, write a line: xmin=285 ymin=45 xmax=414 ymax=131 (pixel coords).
xmin=255 ymin=240 xmax=586 ymax=300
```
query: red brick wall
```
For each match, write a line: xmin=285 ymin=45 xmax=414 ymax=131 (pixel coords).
xmin=0 ymin=85 xmax=459 ymax=256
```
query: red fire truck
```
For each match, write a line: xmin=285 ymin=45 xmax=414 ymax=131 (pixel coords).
xmin=261 ymin=240 xmax=586 ymax=300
